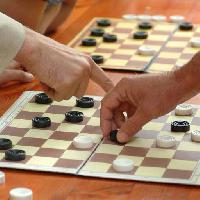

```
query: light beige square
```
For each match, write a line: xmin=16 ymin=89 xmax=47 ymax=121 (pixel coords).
xmin=177 ymin=141 xmax=200 ymax=152
xmin=51 ymin=97 xmax=76 ymax=107
xmin=96 ymin=144 xmax=123 ymax=155
xmin=167 ymin=159 xmax=197 ymax=171
xmin=27 ymin=156 xmax=58 ymax=167
xmin=104 ymin=59 xmax=128 ymax=66
xmin=135 ymin=166 xmax=165 ymax=177
xmin=142 ymin=122 xmax=164 ymax=131
xmin=42 ymin=113 xmax=64 ymax=123
xmin=62 ymin=150 xmax=89 ymax=160
xmin=57 ymin=123 xmax=84 ymax=133
xmin=126 ymin=137 xmax=154 ymax=148
xmin=87 ymin=117 xmax=100 ymax=126
xmin=42 ymin=139 xmax=71 ymax=150
xmin=23 ymin=103 xmax=49 ymax=113
xmin=14 ymin=145 xmax=39 ymax=156
xmin=9 ymin=119 xmax=32 ymax=129
xmin=147 ymin=148 xmax=175 ymax=158
xmin=83 ymin=162 xmax=111 ymax=173
xmin=25 ymin=129 xmax=53 ymax=139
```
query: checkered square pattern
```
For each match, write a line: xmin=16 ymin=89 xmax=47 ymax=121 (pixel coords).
xmin=0 ymin=94 xmax=102 ymax=174
xmin=81 ymin=107 xmax=200 ymax=182
xmin=69 ymin=18 xmax=177 ymax=71
xmin=148 ymin=25 xmax=200 ymax=73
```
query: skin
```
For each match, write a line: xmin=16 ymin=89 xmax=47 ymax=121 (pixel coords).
xmin=15 ymin=27 xmax=114 ymax=101
xmin=101 ymin=52 xmax=200 ymax=143
xmin=0 ymin=61 xmax=34 ymax=86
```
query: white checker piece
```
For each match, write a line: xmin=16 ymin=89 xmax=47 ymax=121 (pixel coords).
xmin=175 ymin=104 xmax=193 ymax=116
xmin=190 ymin=38 xmax=200 ymax=48
xmin=73 ymin=135 xmax=94 ymax=149
xmin=169 ymin=15 xmax=185 ymax=23
xmin=152 ymin=15 xmax=167 ymax=22
xmin=138 ymin=45 xmax=156 ymax=56
xmin=156 ymin=135 xmax=176 ymax=148
xmin=9 ymin=187 xmax=33 ymax=200
xmin=112 ymin=158 xmax=134 ymax=172
xmin=0 ymin=171 xmax=5 ymax=184
xmin=122 ymin=14 xmax=137 ymax=20
xmin=191 ymin=130 xmax=200 ymax=142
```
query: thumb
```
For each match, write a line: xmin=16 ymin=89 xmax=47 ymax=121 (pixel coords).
xmin=0 ymin=70 xmax=34 ymax=85
xmin=117 ymin=109 xmax=150 ymax=143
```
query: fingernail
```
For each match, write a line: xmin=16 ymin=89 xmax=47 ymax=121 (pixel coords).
xmin=117 ymin=132 xmax=129 ymax=143
xmin=26 ymin=73 xmax=34 ymax=80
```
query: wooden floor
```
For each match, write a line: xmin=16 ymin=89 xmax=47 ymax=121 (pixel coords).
xmin=1 ymin=0 xmax=200 ymax=199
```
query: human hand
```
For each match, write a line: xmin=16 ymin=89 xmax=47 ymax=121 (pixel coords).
xmin=100 ymin=71 xmax=198 ymax=143
xmin=15 ymin=28 xmax=114 ymax=100
xmin=0 ymin=60 xmax=34 ymax=86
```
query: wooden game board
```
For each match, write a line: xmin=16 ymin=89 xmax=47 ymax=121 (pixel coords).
xmin=148 ymin=24 xmax=200 ymax=73
xmin=68 ymin=18 xmax=177 ymax=72
xmin=0 ymin=91 xmax=200 ymax=186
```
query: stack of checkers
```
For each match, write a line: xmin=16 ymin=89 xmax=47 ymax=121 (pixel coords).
xmin=0 ymin=93 xmax=96 ymax=162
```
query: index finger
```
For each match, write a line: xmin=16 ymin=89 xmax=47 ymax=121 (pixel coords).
xmin=90 ymin=61 xmax=114 ymax=92
xmin=100 ymin=91 xmax=121 ymax=137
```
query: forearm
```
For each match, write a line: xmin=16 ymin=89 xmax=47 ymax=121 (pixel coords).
xmin=174 ymin=52 xmax=200 ymax=103
xmin=0 ymin=12 xmax=25 ymax=71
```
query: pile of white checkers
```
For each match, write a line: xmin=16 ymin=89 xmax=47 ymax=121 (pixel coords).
xmin=110 ymin=104 xmax=200 ymax=173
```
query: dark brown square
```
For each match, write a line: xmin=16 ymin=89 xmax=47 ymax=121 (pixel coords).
xmin=15 ymin=111 xmax=43 ymax=120
xmin=90 ymin=153 xmax=117 ymax=163
xmin=50 ymin=131 xmax=78 ymax=141
xmin=120 ymin=146 xmax=148 ymax=157
xmin=46 ymin=105 xmax=72 ymax=114
xmin=163 ymin=169 xmax=193 ymax=179
xmin=17 ymin=137 xmax=46 ymax=147
xmin=173 ymin=150 xmax=200 ymax=161
xmin=54 ymin=158 xmax=82 ymax=168
xmin=35 ymin=148 xmax=65 ymax=157
xmin=32 ymin=122 xmax=60 ymax=131
xmin=1 ymin=127 xmax=29 ymax=137
xmin=141 ymin=157 xmax=171 ymax=168
xmin=81 ymin=125 xmax=102 ymax=134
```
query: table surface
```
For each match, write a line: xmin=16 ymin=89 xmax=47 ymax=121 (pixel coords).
xmin=1 ymin=0 xmax=200 ymax=199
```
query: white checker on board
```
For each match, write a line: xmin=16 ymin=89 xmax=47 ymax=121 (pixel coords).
xmin=175 ymin=104 xmax=193 ymax=116
xmin=112 ymin=158 xmax=134 ymax=172
xmin=156 ymin=135 xmax=176 ymax=148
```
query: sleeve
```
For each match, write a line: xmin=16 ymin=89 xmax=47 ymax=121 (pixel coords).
xmin=0 ymin=12 xmax=25 ymax=72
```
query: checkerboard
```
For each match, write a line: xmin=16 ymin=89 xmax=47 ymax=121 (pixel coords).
xmin=80 ymin=109 xmax=200 ymax=185
xmin=68 ymin=18 xmax=177 ymax=72
xmin=0 ymin=91 xmax=102 ymax=174
xmin=148 ymin=24 xmax=200 ymax=73
xmin=0 ymin=91 xmax=200 ymax=185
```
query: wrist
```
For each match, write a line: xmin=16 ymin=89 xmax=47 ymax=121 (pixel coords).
xmin=15 ymin=27 xmax=39 ymax=71
xmin=173 ymin=53 xmax=200 ymax=102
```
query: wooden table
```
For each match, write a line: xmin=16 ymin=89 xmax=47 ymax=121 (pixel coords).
xmin=1 ymin=0 xmax=200 ymax=199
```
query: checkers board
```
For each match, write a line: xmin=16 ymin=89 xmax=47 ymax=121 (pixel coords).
xmin=68 ymin=17 xmax=177 ymax=72
xmin=148 ymin=24 xmax=200 ymax=73
xmin=0 ymin=91 xmax=200 ymax=186
xmin=68 ymin=17 xmax=200 ymax=73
